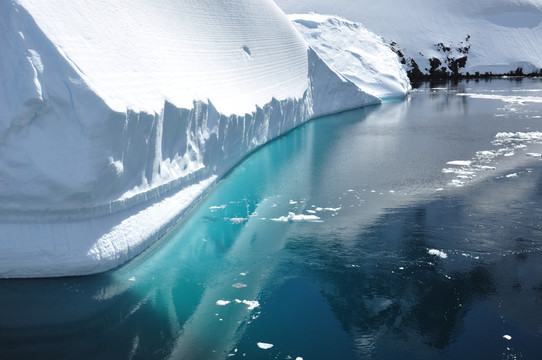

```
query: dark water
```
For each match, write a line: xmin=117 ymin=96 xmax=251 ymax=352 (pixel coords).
xmin=2 ymin=79 xmax=542 ymax=359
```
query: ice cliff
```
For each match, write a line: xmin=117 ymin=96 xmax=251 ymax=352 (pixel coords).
xmin=0 ymin=0 xmax=392 ymax=277
xmin=276 ymin=0 xmax=542 ymax=76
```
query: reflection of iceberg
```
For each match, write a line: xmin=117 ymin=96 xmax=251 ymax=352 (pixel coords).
xmin=0 ymin=0 xmax=392 ymax=278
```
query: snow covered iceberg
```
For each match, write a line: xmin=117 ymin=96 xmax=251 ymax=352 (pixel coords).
xmin=0 ymin=0 xmax=384 ymax=277
xmin=288 ymin=14 xmax=410 ymax=99
xmin=276 ymin=0 xmax=542 ymax=76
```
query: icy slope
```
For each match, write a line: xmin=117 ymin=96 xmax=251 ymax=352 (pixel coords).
xmin=289 ymin=14 xmax=410 ymax=98
xmin=275 ymin=0 xmax=542 ymax=75
xmin=0 ymin=0 xmax=379 ymax=277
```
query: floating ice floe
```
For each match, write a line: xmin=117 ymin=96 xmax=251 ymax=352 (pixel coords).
xmin=428 ymin=249 xmax=448 ymax=259
xmin=232 ymin=283 xmax=248 ymax=289
xmin=257 ymin=342 xmax=274 ymax=350
xmin=446 ymin=160 xmax=472 ymax=166
xmin=271 ymin=212 xmax=322 ymax=222
xmin=506 ymin=173 xmax=518 ymax=178
xmin=527 ymin=153 xmax=542 ymax=158
xmin=503 ymin=335 xmax=512 ymax=341
xmin=216 ymin=300 xmax=231 ymax=306
xmin=234 ymin=299 xmax=260 ymax=310
xmin=229 ymin=218 xmax=248 ymax=224
xmin=209 ymin=205 xmax=227 ymax=210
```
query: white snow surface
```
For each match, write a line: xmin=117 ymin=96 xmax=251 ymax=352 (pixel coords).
xmin=288 ymin=14 xmax=410 ymax=98
xmin=0 ymin=0 xmax=385 ymax=277
xmin=275 ymin=0 xmax=542 ymax=75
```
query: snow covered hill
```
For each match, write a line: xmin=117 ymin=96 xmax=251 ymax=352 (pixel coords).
xmin=276 ymin=0 xmax=542 ymax=76
xmin=0 ymin=0 xmax=393 ymax=277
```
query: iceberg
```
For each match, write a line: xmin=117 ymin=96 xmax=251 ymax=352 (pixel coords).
xmin=288 ymin=14 xmax=410 ymax=99
xmin=275 ymin=0 xmax=542 ymax=76
xmin=0 ymin=0 xmax=385 ymax=277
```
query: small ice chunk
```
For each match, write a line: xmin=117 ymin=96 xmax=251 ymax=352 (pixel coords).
xmin=527 ymin=153 xmax=542 ymax=158
xmin=446 ymin=160 xmax=472 ymax=166
xmin=324 ymin=207 xmax=341 ymax=212
xmin=216 ymin=300 xmax=231 ymax=306
xmin=306 ymin=210 xmax=317 ymax=214
xmin=210 ymin=205 xmax=227 ymax=210
xmin=234 ymin=299 xmax=243 ymax=304
xmin=428 ymin=249 xmax=448 ymax=259
xmin=506 ymin=173 xmax=518 ymax=178
xmin=128 ymin=277 xmax=136 ymax=282
xmin=230 ymin=218 xmax=248 ymax=224
xmin=243 ymin=300 xmax=260 ymax=310
xmin=232 ymin=283 xmax=248 ymax=289
xmin=449 ymin=179 xmax=464 ymax=187
xmin=270 ymin=213 xmax=321 ymax=222
xmin=257 ymin=342 xmax=274 ymax=350
xmin=503 ymin=335 xmax=512 ymax=341
xmin=289 ymin=200 xmax=298 ymax=204
xmin=240 ymin=272 xmax=248 ymax=276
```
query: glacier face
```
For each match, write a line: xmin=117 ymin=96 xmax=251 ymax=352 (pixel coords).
xmin=0 ymin=0 xmax=382 ymax=277
xmin=275 ymin=0 xmax=542 ymax=75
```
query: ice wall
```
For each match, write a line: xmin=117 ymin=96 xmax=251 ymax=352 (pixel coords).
xmin=0 ymin=0 xmax=379 ymax=277
xmin=275 ymin=0 xmax=542 ymax=75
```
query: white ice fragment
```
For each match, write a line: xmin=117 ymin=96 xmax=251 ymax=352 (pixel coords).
xmin=446 ymin=160 xmax=472 ymax=166
xmin=428 ymin=249 xmax=448 ymax=259
xmin=216 ymin=300 xmax=231 ymax=306
xmin=240 ymin=272 xmax=248 ymax=276
xmin=527 ymin=153 xmax=542 ymax=158
xmin=506 ymin=173 xmax=518 ymax=178
xmin=289 ymin=200 xmax=298 ymax=204
xmin=270 ymin=213 xmax=321 ymax=222
xmin=210 ymin=205 xmax=227 ymax=210
xmin=503 ymin=335 xmax=512 ymax=341
xmin=257 ymin=342 xmax=274 ymax=350
xmin=232 ymin=283 xmax=248 ymax=289
xmin=128 ymin=276 xmax=136 ymax=282
xmin=243 ymin=300 xmax=260 ymax=310
xmin=449 ymin=179 xmax=464 ymax=187
xmin=230 ymin=218 xmax=248 ymax=224
xmin=306 ymin=210 xmax=317 ymax=214
xmin=315 ymin=207 xmax=323 ymax=212
xmin=324 ymin=207 xmax=341 ymax=211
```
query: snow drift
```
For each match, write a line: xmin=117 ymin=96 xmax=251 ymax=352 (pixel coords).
xmin=0 ymin=0 xmax=383 ymax=277
xmin=275 ymin=0 xmax=542 ymax=76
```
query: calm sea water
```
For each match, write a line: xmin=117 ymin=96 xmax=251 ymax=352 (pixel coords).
xmin=2 ymin=79 xmax=542 ymax=359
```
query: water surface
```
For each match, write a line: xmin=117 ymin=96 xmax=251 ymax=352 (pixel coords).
xmin=2 ymin=79 xmax=542 ymax=359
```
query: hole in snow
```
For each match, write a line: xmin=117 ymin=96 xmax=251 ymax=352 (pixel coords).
xmin=242 ymin=45 xmax=252 ymax=57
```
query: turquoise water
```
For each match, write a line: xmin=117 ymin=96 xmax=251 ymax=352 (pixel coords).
xmin=2 ymin=79 xmax=542 ymax=359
